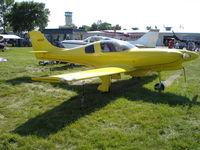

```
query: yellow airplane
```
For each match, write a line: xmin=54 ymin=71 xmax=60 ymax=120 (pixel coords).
xmin=30 ymin=31 xmax=198 ymax=92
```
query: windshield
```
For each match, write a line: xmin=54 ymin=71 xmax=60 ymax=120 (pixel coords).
xmin=100 ymin=39 xmax=134 ymax=52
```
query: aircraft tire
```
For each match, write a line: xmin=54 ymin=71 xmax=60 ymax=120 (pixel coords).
xmin=154 ymin=82 xmax=165 ymax=91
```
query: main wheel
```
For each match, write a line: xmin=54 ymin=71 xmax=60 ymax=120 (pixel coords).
xmin=39 ymin=61 xmax=46 ymax=66
xmin=154 ymin=82 xmax=165 ymax=91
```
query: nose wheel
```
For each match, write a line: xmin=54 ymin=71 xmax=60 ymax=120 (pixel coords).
xmin=154 ymin=72 xmax=165 ymax=92
xmin=154 ymin=82 xmax=165 ymax=91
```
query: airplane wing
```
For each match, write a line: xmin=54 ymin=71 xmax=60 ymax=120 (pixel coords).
xmin=32 ymin=66 xmax=133 ymax=83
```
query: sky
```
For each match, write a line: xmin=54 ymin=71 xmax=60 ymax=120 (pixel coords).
xmin=15 ymin=0 xmax=200 ymax=32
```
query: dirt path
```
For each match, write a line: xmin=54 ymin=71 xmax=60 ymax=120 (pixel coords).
xmin=163 ymin=73 xmax=180 ymax=86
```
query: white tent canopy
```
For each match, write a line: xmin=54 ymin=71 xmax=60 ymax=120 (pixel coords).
xmin=0 ymin=34 xmax=22 ymax=39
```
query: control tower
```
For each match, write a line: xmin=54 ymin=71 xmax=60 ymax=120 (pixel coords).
xmin=65 ymin=12 xmax=73 ymax=26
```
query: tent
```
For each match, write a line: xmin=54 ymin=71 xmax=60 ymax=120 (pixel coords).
xmin=0 ymin=34 xmax=22 ymax=39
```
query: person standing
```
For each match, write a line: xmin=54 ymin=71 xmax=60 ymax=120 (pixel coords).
xmin=168 ymin=40 xmax=174 ymax=49
xmin=0 ymin=36 xmax=5 ymax=52
xmin=174 ymin=41 xmax=180 ymax=49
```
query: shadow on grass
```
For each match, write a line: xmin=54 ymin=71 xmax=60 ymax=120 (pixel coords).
xmin=6 ymin=77 xmax=34 ymax=85
xmin=49 ymin=64 xmax=82 ymax=71
xmin=5 ymin=65 xmax=83 ymax=85
xmin=12 ymin=75 xmax=200 ymax=138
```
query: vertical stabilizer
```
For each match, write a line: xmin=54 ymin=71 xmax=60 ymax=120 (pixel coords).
xmin=130 ymin=29 xmax=159 ymax=48
xmin=29 ymin=31 xmax=63 ymax=59
xmin=29 ymin=31 xmax=62 ymax=52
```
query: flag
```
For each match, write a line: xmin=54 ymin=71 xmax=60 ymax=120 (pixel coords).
xmin=179 ymin=25 xmax=184 ymax=30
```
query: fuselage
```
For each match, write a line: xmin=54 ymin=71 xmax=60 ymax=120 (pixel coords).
xmin=39 ymin=40 xmax=198 ymax=72
xmin=60 ymin=36 xmax=113 ymax=48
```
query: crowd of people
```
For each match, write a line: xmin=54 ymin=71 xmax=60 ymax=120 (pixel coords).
xmin=164 ymin=39 xmax=200 ymax=51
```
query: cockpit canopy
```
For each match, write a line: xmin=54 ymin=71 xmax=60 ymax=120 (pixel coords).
xmin=100 ymin=39 xmax=135 ymax=52
xmin=84 ymin=36 xmax=113 ymax=43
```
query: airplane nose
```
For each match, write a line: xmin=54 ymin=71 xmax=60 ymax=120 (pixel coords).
xmin=180 ymin=50 xmax=199 ymax=61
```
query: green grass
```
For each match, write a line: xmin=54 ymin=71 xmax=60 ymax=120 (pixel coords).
xmin=0 ymin=48 xmax=200 ymax=150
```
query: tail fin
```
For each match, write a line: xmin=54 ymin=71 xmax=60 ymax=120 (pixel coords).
xmin=29 ymin=31 xmax=63 ymax=59
xmin=130 ymin=29 xmax=159 ymax=48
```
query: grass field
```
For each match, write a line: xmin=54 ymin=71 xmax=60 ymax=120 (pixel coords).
xmin=0 ymin=47 xmax=200 ymax=150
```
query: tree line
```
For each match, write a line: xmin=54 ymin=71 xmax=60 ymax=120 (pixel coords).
xmin=79 ymin=20 xmax=121 ymax=31
xmin=0 ymin=0 xmax=122 ymax=34
xmin=0 ymin=0 xmax=50 ymax=33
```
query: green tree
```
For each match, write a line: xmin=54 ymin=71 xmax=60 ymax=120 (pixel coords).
xmin=0 ymin=0 xmax=14 ymax=33
xmin=79 ymin=21 xmax=122 ymax=31
xmin=89 ymin=20 xmax=121 ymax=31
xmin=8 ymin=1 xmax=50 ymax=32
xmin=79 ymin=25 xmax=90 ymax=31
xmin=90 ymin=23 xmax=98 ymax=31
xmin=112 ymin=24 xmax=121 ymax=30
xmin=146 ymin=26 xmax=152 ymax=30
xmin=70 ymin=23 xmax=77 ymax=29
xmin=98 ymin=22 xmax=112 ymax=30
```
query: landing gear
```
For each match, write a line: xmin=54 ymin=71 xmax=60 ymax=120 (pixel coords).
xmin=154 ymin=82 xmax=165 ymax=91
xmin=98 ymin=76 xmax=111 ymax=93
xmin=154 ymin=72 xmax=165 ymax=92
